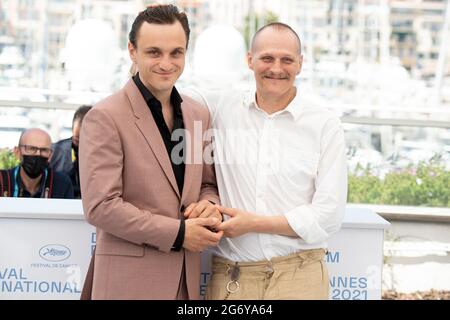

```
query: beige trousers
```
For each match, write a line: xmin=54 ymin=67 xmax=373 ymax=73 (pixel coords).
xmin=206 ymin=249 xmax=329 ymax=300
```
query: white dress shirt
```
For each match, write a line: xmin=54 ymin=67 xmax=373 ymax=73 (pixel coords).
xmin=188 ymin=88 xmax=347 ymax=262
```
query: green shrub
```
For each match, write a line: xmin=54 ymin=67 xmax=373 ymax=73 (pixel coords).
xmin=0 ymin=148 xmax=19 ymax=170
xmin=348 ymin=157 xmax=450 ymax=207
xmin=348 ymin=165 xmax=383 ymax=204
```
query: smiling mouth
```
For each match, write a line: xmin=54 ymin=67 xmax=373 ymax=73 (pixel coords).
xmin=264 ymin=76 xmax=288 ymax=80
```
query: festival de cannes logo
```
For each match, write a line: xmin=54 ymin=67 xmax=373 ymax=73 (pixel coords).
xmin=39 ymin=244 xmax=71 ymax=262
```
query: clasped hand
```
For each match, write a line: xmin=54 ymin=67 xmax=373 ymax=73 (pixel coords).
xmin=184 ymin=201 xmax=256 ymax=243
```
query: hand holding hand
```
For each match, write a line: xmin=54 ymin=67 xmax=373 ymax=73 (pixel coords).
xmin=183 ymin=217 xmax=223 ymax=252
xmin=184 ymin=200 xmax=222 ymax=229
xmin=216 ymin=205 xmax=258 ymax=238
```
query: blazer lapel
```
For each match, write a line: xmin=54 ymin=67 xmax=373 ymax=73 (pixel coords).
xmin=125 ymin=80 xmax=180 ymax=199
xmin=180 ymin=101 xmax=197 ymax=205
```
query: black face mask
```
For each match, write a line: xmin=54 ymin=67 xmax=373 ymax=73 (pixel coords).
xmin=21 ymin=155 xmax=49 ymax=179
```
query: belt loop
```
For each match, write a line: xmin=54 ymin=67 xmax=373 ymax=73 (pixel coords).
xmin=265 ymin=261 xmax=274 ymax=274
xmin=225 ymin=264 xmax=231 ymax=275
xmin=296 ymin=250 xmax=306 ymax=262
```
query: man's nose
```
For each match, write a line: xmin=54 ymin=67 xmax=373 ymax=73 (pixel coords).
xmin=159 ymin=56 xmax=172 ymax=70
xmin=269 ymin=60 xmax=283 ymax=73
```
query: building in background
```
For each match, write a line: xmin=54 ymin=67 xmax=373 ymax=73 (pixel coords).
xmin=390 ymin=0 xmax=449 ymax=80
xmin=0 ymin=0 xmax=449 ymax=174
xmin=0 ymin=0 xmax=448 ymax=90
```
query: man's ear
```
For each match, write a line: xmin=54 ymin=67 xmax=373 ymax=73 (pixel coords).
xmin=128 ymin=42 xmax=137 ymax=64
xmin=297 ymin=54 xmax=304 ymax=75
xmin=13 ymin=146 xmax=20 ymax=160
xmin=247 ymin=51 xmax=254 ymax=71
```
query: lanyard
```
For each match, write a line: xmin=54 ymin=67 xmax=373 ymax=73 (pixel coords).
xmin=13 ymin=166 xmax=48 ymax=198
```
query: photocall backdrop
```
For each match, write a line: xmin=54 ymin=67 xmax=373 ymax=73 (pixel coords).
xmin=0 ymin=198 xmax=389 ymax=300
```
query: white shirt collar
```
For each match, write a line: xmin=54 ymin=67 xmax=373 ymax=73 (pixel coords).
xmin=242 ymin=87 xmax=303 ymax=121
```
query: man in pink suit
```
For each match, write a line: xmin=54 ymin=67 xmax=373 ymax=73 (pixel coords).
xmin=79 ymin=4 xmax=222 ymax=300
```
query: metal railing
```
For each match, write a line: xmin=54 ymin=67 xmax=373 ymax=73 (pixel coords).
xmin=1 ymin=98 xmax=450 ymax=129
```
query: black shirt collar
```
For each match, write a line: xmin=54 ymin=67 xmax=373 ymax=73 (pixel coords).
xmin=132 ymin=73 xmax=183 ymax=116
xmin=16 ymin=166 xmax=45 ymax=198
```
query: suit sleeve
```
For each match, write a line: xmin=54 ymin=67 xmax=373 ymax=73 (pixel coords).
xmin=79 ymin=107 xmax=180 ymax=253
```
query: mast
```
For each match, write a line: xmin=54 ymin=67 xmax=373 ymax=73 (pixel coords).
xmin=433 ymin=0 xmax=450 ymax=107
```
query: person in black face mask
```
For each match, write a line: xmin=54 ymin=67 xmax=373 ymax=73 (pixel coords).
xmin=50 ymin=105 xmax=92 ymax=198
xmin=21 ymin=154 xmax=50 ymax=179
xmin=0 ymin=128 xmax=74 ymax=199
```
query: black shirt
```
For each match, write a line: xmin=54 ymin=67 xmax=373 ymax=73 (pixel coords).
xmin=133 ymin=74 xmax=186 ymax=251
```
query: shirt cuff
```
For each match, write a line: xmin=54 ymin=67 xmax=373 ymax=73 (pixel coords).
xmin=284 ymin=205 xmax=329 ymax=244
xmin=171 ymin=218 xmax=185 ymax=251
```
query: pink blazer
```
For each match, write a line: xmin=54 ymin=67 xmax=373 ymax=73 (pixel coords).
xmin=79 ymin=79 xmax=219 ymax=299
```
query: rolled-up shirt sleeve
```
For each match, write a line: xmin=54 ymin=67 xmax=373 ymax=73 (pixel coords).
xmin=284 ymin=116 xmax=347 ymax=244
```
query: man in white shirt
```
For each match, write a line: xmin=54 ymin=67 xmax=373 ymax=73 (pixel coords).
xmin=185 ymin=22 xmax=347 ymax=299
